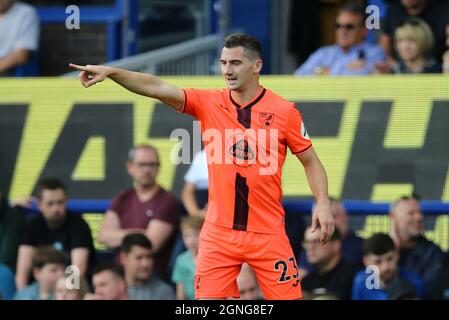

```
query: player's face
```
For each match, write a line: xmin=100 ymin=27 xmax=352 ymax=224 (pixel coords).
xmin=392 ymin=199 xmax=423 ymax=240
xmin=38 ymin=189 xmax=67 ymax=227
xmin=93 ymin=271 xmax=126 ymax=300
xmin=396 ymin=37 xmax=421 ymax=62
xmin=220 ymin=46 xmax=262 ymax=91
xmin=364 ymin=250 xmax=399 ymax=285
xmin=335 ymin=12 xmax=367 ymax=50
xmin=121 ymin=245 xmax=153 ymax=284
xmin=127 ymin=148 xmax=160 ymax=189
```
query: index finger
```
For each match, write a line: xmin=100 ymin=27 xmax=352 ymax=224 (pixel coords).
xmin=323 ymin=223 xmax=335 ymax=245
xmin=320 ymin=223 xmax=329 ymax=244
xmin=69 ymin=63 xmax=89 ymax=71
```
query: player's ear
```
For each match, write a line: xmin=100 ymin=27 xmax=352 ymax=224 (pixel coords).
xmin=254 ymin=59 xmax=263 ymax=74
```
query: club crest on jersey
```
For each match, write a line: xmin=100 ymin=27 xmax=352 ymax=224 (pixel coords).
xmin=226 ymin=132 xmax=257 ymax=167
xmin=259 ymin=112 xmax=274 ymax=127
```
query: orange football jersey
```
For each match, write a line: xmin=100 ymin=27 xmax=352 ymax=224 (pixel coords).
xmin=181 ymin=86 xmax=312 ymax=234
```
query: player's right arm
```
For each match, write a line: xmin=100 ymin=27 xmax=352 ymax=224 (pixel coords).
xmin=69 ymin=64 xmax=185 ymax=111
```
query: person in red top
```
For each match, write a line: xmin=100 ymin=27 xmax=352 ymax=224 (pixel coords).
xmin=70 ymin=33 xmax=334 ymax=300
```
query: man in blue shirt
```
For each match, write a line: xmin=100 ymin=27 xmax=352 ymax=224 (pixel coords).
xmin=352 ymin=233 xmax=426 ymax=300
xmin=294 ymin=3 xmax=385 ymax=76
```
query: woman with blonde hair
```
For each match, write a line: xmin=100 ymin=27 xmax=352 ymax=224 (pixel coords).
xmin=392 ymin=17 xmax=441 ymax=74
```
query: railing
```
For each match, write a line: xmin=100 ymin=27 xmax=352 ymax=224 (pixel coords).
xmin=24 ymin=199 xmax=449 ymax=215
xmin=62 ymin=33 xmax=221 ymax=76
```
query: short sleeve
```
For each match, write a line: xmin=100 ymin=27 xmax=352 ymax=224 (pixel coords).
xmin=180 ymin=88 xmax=210 ymax=120
xmin=153 ymin=193 xmax=180 ymax=227
xmin=108 ymin=192 xmax=125 ymax=217
xmin=15 ymin=6 xmax=40 ymax=51
xmin=68 ymin=215 xmax=94 ymax=249
xmin=286 ymin=106 xmax=312 ymax=155
xmin=171 ymin=255 xmax=183 ymax=284
xmin=20 ymin=217 xmax=38 ymax=246
xmin=184 ymin=150 xmax=208 ymax=188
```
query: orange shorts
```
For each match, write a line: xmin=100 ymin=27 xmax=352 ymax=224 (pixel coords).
xmin=194 ymin=221 xmax=302 ymax=300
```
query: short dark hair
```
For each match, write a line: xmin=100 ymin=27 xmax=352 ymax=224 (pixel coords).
xmin=32 ymin=246 xmax=66 ymax=269
xmin=330 ymin=227 xmax=342 ymax=242
xmin=92 ymin=264 xmax=125 ymax=280
xmin=224 ymin=33 xmax=262 ymax=60
xmin=363 ymin=233 xmax=396 ymax=256
xmin=390 ymin=194 xmax=421 ymax=213
xmin=121 ymin=233 xmax=152 ymax=253
xmin=338 ymin=2 xmax=368 ymax=25
xmin=35 ymin=178 xmax=66 ymax=199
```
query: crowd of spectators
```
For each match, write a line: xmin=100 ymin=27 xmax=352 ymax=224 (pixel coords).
xmin=2 ymin=1 xmax=449 ymax=76
xmin=294 ymin=1 xmax=449 ymax=76
xmin=1 ymin=145 xmax=449 ymax=300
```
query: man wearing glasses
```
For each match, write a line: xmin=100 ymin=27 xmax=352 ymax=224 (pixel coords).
xmin=294 ymin=2 xmax=386 ymax=76
xmin=98 ymin=144 xmax=180 ymax=281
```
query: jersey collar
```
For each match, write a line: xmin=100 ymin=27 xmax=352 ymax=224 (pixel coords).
xmin=229 ymin=86 xmax=267 ymax=110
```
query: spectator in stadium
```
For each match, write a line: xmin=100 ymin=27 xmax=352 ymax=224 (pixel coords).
xmin=15 ymin=178 xmax=95 ymax=290
xmin=14 ymin=246 xmax=65 ymax=300
xmin=378 ymin=0 xmax=449 ymax=70
xmin=236 ymin=263 xmax=261 ymax=300
xmin=0 ymin=190 xmax=25 ymax=272
xmin=54 ymin=273 xmax=90 ymax=300
xmin=429 ymin=257 xmax=449 ymax=299
xmin=442 ymin=24 xmax=449 ymax=73
xmin=299 ymin=198 xmax=364 ymax=275
xmin=121 ymin=233 xmax=175 ymax=300
xmin=0 ymin=0 xmax=39 ymax=76
xmin=352 ymin=233 xmax=425 ymax=300
xmin=84 ymin=265 xmax=127 ymax=300
xmin=98 ymin=144 xmax=181 ymax=280
xmin=0 ymin=262 xmax=15 ymax=300
xmin=181 ymin=149 xmax=208 ymax=218
xmin=300 ymin=227 xmax=358 ymax=300
xmin=389 ymin=195 xmax=445 ymax=290
xmin=375 ymin=17 xmax=441 ymax=73
xmin=294 ymin=2 xmax=385 ymax=76
xmin=172 ymin=216 xmax=204 ymax=300
xmin=393 ymin=17 xmax=441 ymax=73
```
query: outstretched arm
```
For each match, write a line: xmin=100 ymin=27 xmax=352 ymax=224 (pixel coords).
xmin=69 ymin=64 xmax=185 ymax=111
xmin=296 ymin=147 xmax=334 ymax=244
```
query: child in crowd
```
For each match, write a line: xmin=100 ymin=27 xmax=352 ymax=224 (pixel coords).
xmin=14 ymin=246 xmax=65 ymax=300
xmin=171 ymin=216 xmax=204 ymax=300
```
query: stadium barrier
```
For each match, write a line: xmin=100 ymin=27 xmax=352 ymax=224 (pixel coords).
xmin=1 ymin=75 xmax=448 ymax=249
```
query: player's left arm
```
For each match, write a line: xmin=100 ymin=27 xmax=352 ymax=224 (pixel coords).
xmin=296 ymin=147 xmax=335 ymax=244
